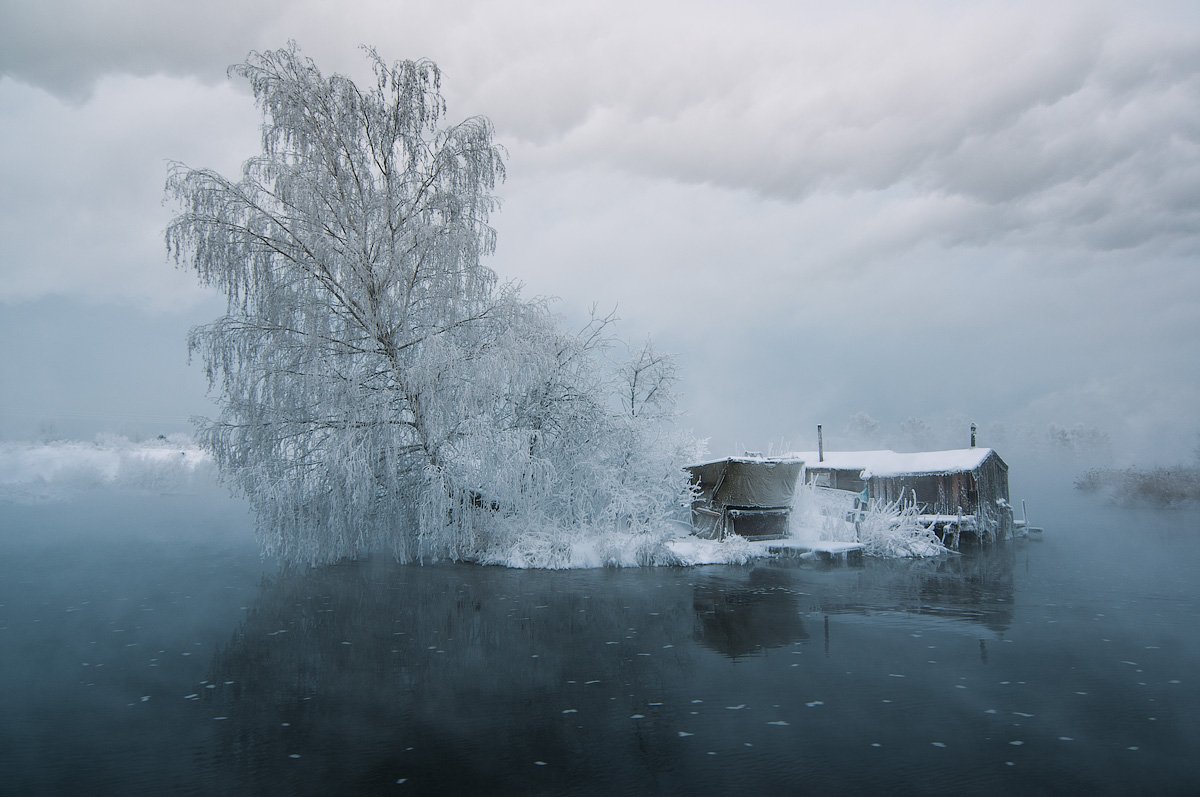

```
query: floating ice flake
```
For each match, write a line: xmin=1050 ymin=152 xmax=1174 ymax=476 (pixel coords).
xmin=984 ymin=709 xmax=997 ymax=714
xmin=726 ymin=704 xmax=746 ymax=710
xmin=767 ymin=721 xmax=789 ymax=726
xmin=213 ymin=716 xmax=228 ymax=721
xmin=648 ymin=702 xmax=663 ymax=706
xmin=691 ymin=700 xmax=703 ymax=704
xmin=562 ymin=709 xmax=577 ymax=714
xmin=888 ymin=674 xmax=905 ymax=678
xmin=931 ymin=742 xmax=946 ymax=748
xmin=871 ymin=742 xmax=882 ymax=748
xmin=662 ymin=645 xmax=674 ymax=649
xmin=1128 ymin=747 xmax=1140 ymax=751
xmin=184 ymin=694 xmax=199 ymax=700
xmin=585 ymin=680 xmax=600 ymax=685
xmin=1075 ymin=691 xmax=1088 ymax=695
xmin=1169 ymin=680 xmax=1181 ymax=684
xmin=534 ymin=761 xmax=547 ymax=766
xmin=1013 ymin=712 xmax=1034 ymax=718
xmin=806 ymin=701 xmax=823 ymax=708
xmin=678 ymin=731 xmax=694 ymax=737
xmin=1059 ymin=737 xmax=1074 ymax=741
xmin=396 ymin=779 xmax=407 ymax=784
xmin=1009 ymin=741 xmax=1024 ymax=746
xmin=630 ymin=714 xmax=645 ymax=719
xmin=1120 ymin=661 xmax=1139 ymax=666
xmin=140 ymin=696 xmax=150 ymax=702
xmin=289 ymin=754 xmax=301 ymax=759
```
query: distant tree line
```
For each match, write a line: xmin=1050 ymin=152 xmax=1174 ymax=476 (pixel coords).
xmin=833 ymin=412 xmax=1113 ymax=459
xmin=1074 ymin=466 xmax=1200 ymax=508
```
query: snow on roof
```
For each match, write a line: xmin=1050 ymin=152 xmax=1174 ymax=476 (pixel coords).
xmin=785 ymin=449 xmax=996 ymax=478
xmin=684 ymin=454 xmax=805 ymax=470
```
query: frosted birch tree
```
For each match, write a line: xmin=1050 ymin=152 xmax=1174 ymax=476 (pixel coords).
xmin=167 ymin=44 xmax=694 ymax=566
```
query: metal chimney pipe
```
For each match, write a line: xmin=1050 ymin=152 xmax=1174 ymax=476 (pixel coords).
xmin=970 ymin=423 xmax=977 ymax=448
xmin=817 ymin=424 xmax=824 ymax=462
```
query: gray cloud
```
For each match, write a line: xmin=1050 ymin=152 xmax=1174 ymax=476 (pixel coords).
xmin=1 ymin=0 xmax=1197 ymax=463
xmin=0 ymin=0 xmax=289 ymax=101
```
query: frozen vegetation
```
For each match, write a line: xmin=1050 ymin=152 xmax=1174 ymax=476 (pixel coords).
xmin=166 ymin=45 xmax=699 ymax=566
xmin=1075 ymin=465 xmax=1200 ymax=508
xmin=0 ymin=435 xmax=215 ymax=502
xmin=789 ymin=485 xmax=947 ymax=558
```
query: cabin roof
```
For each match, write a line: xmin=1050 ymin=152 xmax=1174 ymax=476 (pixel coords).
xmin=685 ymin=454 xmax=805 ymax=470
xmin=786 ymin=448 xmax=998 ymax=478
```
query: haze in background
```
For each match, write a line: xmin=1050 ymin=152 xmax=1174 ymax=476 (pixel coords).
xmin=2 ymin=1 xmax=1197 ymax=463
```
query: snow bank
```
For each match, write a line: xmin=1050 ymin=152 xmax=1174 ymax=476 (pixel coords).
xmin=0 ymin=435 xmax=216 ymax=501
xmin=473 ymin=521 xmax=761 ymax=569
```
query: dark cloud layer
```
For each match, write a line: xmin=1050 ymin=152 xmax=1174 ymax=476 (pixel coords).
xmin=1 ymin=1 xmax=1197 ymax=460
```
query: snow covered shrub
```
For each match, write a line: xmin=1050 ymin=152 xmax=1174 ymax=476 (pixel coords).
xmin=790 ymin=484 xmax=946 ymax=558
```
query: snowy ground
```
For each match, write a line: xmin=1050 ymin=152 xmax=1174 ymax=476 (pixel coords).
xmin=0 ymin=437 xmax=947 ymax=565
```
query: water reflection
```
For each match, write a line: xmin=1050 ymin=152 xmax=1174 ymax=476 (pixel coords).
xmin=815 ymin=544 xmax=1016 ymax=635
xmin=689 ymin=545 xmax=1016 ymax=663
xmin=196 ymin=544 xmax=1023 ymax=792
xmin=692 ymin=568 xmax=808 ymax=658
xmin=203 ymin=562 xmax=709 ymax=794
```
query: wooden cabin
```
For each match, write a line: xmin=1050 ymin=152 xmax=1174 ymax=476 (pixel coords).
xmin=795 ymin=448 xmax=1013 ymax=542
xmin=684 ymin=456 xmax=805 ymax=541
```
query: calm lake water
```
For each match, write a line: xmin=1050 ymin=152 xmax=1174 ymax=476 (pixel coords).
xmin=2 ymin=478 xmax=1199 ymax=795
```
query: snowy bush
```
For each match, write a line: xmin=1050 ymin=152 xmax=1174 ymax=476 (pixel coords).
xmin=790 ymin=484 xmax=946 ymax=558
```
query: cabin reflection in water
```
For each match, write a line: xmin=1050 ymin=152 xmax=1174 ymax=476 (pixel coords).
xmin=692 ymin=545 xmax=1016 ymax=660
xmin=692 ymin=568 xmax=809 ymax=657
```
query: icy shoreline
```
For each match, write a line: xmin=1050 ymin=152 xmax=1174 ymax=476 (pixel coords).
xmin=0 ymin=437 xmax=948 ymax=566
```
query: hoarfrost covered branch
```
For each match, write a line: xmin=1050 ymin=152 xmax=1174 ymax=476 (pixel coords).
xmin=166 ymin=44 xmax=696 ymax=566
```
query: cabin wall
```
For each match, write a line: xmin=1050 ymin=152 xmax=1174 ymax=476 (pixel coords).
xmin=866 ymin=453 xmax=1013 ymax=538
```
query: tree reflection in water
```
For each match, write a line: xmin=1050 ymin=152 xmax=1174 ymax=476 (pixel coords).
xmin=198 ymin=546 xmax=1020 ymax=793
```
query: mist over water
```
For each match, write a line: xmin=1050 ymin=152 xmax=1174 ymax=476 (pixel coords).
xmin=1 ymin=466 xmax=1198 ymax=794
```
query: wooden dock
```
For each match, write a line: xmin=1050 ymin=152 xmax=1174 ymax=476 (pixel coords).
xmin=750 ymin=539 xmax=865 ymax=562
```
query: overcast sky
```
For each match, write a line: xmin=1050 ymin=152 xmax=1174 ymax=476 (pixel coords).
xmin=1 ymin=0 xmax=1197 ymax=462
